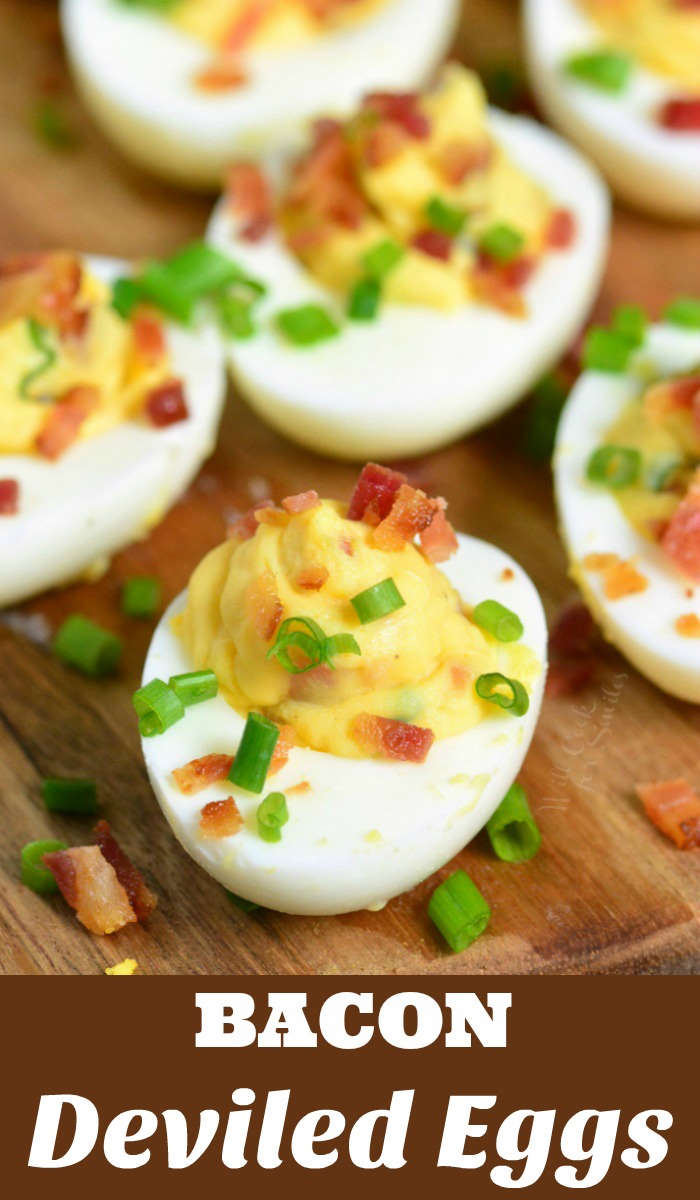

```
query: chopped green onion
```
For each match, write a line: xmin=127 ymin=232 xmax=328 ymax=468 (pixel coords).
xmin=564 ymin=50 xmax=632 ymax=93
xmin=478 ymin=223 xmax=525 ymax=264
xmin=132 ymin=678 xmax=184 ymax=737
xmin=229 ymin=712 xmax=280 ymax=794
xmin=53 ymin=615 xmax=122 ymax=677
xmin=583 ymin=326 xmax=636 ymax=372
xmin=486 ymin=783 xmax=541 ymax=862
xmin=267 ymin=617 xmax=327 ymax=674
xmin=112 ymin=277 xmax=141 ymax=319
xmin=136 ymin=241 xmax=261 ymax=324
xmin=256 ymin=792 xmax=289 ymax=843
xmin=426 ymin=196 xmax=467 ymax=237
xmin=586 ymin=444 xmax=641 ymax=489
xmin=428 ymin=869 xmax=491 ymax=953
xmin=217 ymin=294 xmax=256 ymax=339
xmin=646 ymin=453 xmax=683 ymax=493
xmin=611 ymin=304 xmax=647 ymax=347
xmin=362 ymin=239 xmax=405 ymax=280
xmin=21 ymin=839 xmax=67 ymax=895
xmin=33 ymin=99 xmax=77 ymax=150
xmin=351 ymin=578 xmax=406 ymax=625
xmin=168 ymin=669 xmax=218 ymax=706
xmin=41 ymin=777 xmax=98 ymax=815
xmin=276 ymin=304 xmax=339 ymax=346
xmin=524 ymin=373 xmax=568 ymax=461
xmin=348 ymin=277 xmax=381 ymax=321
xmin=475 ymin=673 xmax=530 ymax=717
xmin=324 ymin=633 xmax=362 ymax=662
xmin=226 ymin=890 xmax=260 ymax=913
xmin=471 ymin=599 xmax=524 ymax=643
xmin=664 ymin=296 xmax=700 ymax=330
xmin=137 ymin=261 xmax=195 ymax=323
xmin=121 ymin=576 xmax=161 ymax=619
xmin=482 ymin=59 xmax=528 ymax=111
xmin=19 ymin=318 xmax=56 ymax=398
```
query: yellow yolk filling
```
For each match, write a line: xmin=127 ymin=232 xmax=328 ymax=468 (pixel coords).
xmin=580 ymin=1 xmax=700 ymax=90
xmin=172 ymin=0 xmax=387 ymax=50
xmin=174 ymin=499 xmax=540 ymax=758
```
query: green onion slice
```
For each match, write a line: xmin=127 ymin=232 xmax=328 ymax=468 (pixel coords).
xmin=471 ymin=599 xmax=524 ymax=643
xmin=428 ymin=869 xmax=491 ymax=953
xmin=583 ymin=326 xmax=635 ymax=372
xmin=229 ymin=712 xmax=280 ymax=794
xmin=348 ymin=277 xmax=381 ymax=322
xmin=41 ymin=777 xmax=98 ymax=815
xmin=53 ymin=615 xmax=122 ymax=677
xmin=276 ymin=304 xmax=340 ymax=346
xmin=217 ymin=294 xmax=256 ymax=339
xmin=475 ymin=673 xmax=530 ymax=716
xmin=426 ymin=196 xmax=467 ymax=236
xmin=664 ymin=296 xmax=700 ymax=330
xmin=486 ymin=783 xmax=541 ymax=863
xmin=351 ymin=578 xmax=406 ymax=625
xmin=646 ymin=453 xmax=683 ymax=493
xmin=121 ymin=576 xmax=161 ymax=619
xmin=132 ymin=678 xmax=185 ymax=737
xmin=586 ymin=444 xmax=641 ymax=489
xmin=20 ymin=318 xmax=56 ymax=398
xmin=21 ymin=839 xmax=68 ymax=895
xmin=169 ymin=669 xmax=219 ymax=706
xmin=256 ymin=792 xmax=289 ymax=843
xmin=564 ymin=50 xmax=632 ymax=93
xmin=112 ymin=277 xmax=141 ymax=319
xmin=611 ymin=303 xmax=647 ymax=347
xmin=267 ymin=617 xmax=327 ymax=674
xmin=478 ymin=223 xmax=525 ymax=264
xmin=324 ymin=633 xmax=362 ymax=662
xmin=226 ymin=890 xmax=261 ymax=913
xmin=362 ymin=239 xmax=405 ymax=280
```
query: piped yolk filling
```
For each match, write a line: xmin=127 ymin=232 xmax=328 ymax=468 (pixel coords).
xmin=173 ymin=0 xmax=388 ymax=51
xmin=580 ymin=0 xmax=700 ymax=91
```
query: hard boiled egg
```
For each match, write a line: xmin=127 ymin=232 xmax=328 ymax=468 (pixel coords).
xmin=60 ymin=0 xmax=460 ymax=188
xmin=524 ymin=0 xmax=700 ymax=219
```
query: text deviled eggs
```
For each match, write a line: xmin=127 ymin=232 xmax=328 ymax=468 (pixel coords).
xmin=61 ymin=0 xmax=460 ymax=188
xmin=139 ymin=464 xmax=547 ymax=915
xmin=555 ymin=301 xmax=700 ymax=702
xmin=524 ymin=0 xmax=700 ymax=219
xmin=206 ymin=65 xmax=610 ymax=460
xmin=0 ymin=248 xmax=226 ymax=607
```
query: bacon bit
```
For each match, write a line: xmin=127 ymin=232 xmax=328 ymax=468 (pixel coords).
xmin=372 ymin=484 xmax=440 ymax=551
xmin=282 ymin=490 xmax=319 ymax=513
xmin=246 ymin=568 xmax=283 ymax=640
xmin=659 ymin=96 xmax=700 ymax=131
xmin=226 ymin=161 xmax=273 ymax=241
xmin=662 ymin=472 xmax=700 ymax=580
xmin=255 ymin=505 xmax=289 ymax=527
xmin=546 ymin=208 xmax=577 ymax=250
xmin=59 ymin=306 xmax=90 ymax=342
xmin=501 ymin=256 xmax=536 ymax=289
xmin=471 ymin=262 xmax=527 ymax=318
xmin=0 ymin=250 xmax=82 ymax=328
xmin=42 ymin=845 xmax=136 ymax=936
xmin=603 ymin=560 xmax=649 ymax=600
xmin=546 ymin=659 xmax=595 ymax=698
xmin=363 ymin=91 xmax=431 ymax=139
xmin=501 ymin=567 xmax=515 ymax=582
xmin=288 ymin=120 xmax=367 ymax=230
xmin=93 ymin=820 xmax=157 ymax=924
xmin=131 ymin=311 xmax=166 ymax=364
xmin=348 ymin=462 xmax=407 ymax=523
xmin=636 ymin=779 xmax=700 ymax=850
xmin=363 ymin=120 xmax=409 ymax=168
xmin=35 ymin=384 xmax=99 ymax=459
xmin=439 ymin=140 xmax=492 ymax=184
xmin=172 ymin=753 xmax=234 ymax=795
xmin=145 ymin=379 xmax=189 ymax=428
xmin=297 ymin=565 xmax=329 ymax=590
xmin=199 ymin=797 xmax=244 ymax=839
xmin=221 ymin=0 xmax=273 ymax=52
xmin=451 ymin=664 xmax=469 ymax=690
xmin=0 ymin=478 xmax=19 ymax=515
xmin=351 ymin=713 xmax=435 ymax=763
xmin=269 ymin=724 xmax=297 ymax=776
xmin=583 ymin=552 xmax=621 ymax=572
xmin=420 ymin=506 xmax=458 ymax=563
xmin=194 ymin=57 xmax=248 ymax=93
xmin=644 ymin=375 xmax=700 ymax=422
xmin=549 ymin=601 xmax=596 ymax=659
xmin=675 ymin=613 xmax=700 ymax=638
xmin=229 ymin=501 xmax=273 ymax=541
xmin=412 ymin=229 xmax=453 ymax=261
xmin=289 ymin=661 xmax=335 ymax=700
xmin=287 ymin=780 xmax=311 ymax=795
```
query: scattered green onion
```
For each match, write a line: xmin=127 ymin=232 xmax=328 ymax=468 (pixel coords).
xmin=256 ymin=792 xmax=289 ymax=843
xmin=227 ymin=890 xmax=260 ymax=913
xmin=351 ymin=578 xmax=405 ymax=625
xmin=479 ymin=223 xmax=525 ymax=264
xmin=33 ymin=99 xmax=77 ymax=150
xmin=21 ymin=839 xmax=67 ymax=895
xmin=524 ymin=374 xmax=568 ymax=461
xmin=53 ymin=615 xmax=122 ymax=677
xmin=486 ymin=783 xmax=541 ymax=863
xmin=132 ymin=678 xmax=184 ymax=737
xmin=586 ymin=444 xmax=641 ymax=489
xmin=664 ymin=296 xmax=700 ymax=330
xmin=324 ymin=633 xmax=362 ymax=661
xmin=267 ymin=617 xmax=361 ymax=674
xmin=611 ymin=304 xmax=647 ymax=347
xmin=583 ymin=326 xmax=636 ymax=372
xmin=564 ymin=50 xmax=632 ymax=93
xmin=121 ymin=576 xmax=161 ymax=619
xmin=276 ymin=304 xmax=339 ymax=346
xmin=646 ymin=453 xmax=683 ymax=493
xmin=217 ymin=294 xmax=256 ymax=339
xmin=426 ymin=196 xmax=467 ymax=237
xmin=136 ymin=241 xmax=263 ymax=325
xmin=471 ymin=599 xmax=524 ymax=643
xmin=19 ymin=318 xmax=56 ymax=398
xmin=168 ymin=669 xmax=219 ymax=706
xmin=41 ymin=777 xmax=98 ymax=815
xmin=229 ymin=712 xmax=280 ymax=794
xmin=475 ymin=673 xmax=530 ymax=717
xmin=362 ymin=239 xmax=405 ymax=280
xmin=428 ymin=869 xmax=491 ymax=953
xmin=348 ymin=277 xmax=381 ymax=321
xmin=112 ymin=277 xmax=141 ymax=319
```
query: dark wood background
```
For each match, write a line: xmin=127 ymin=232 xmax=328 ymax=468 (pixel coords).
xmin=1 ymin=0 xmax=698 ymax=975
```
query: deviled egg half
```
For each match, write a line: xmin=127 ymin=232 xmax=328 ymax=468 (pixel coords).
xmin=555 ymin=302 xmax=700 ymax=702
xmin=0 ymin=248 xmax=226 ymax=607
xmin=206 ymin=64 xmax=610 ymax=461
xmin=524 ymin=0 xmax=700 ymax=220
xmin=61 ymin=0 xmax=460 ymax=188
xmin=139 ymin=464 xmax=547 ymax=915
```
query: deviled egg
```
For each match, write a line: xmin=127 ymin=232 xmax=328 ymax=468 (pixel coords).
xmin=0 ymin=249 xmax=226 ymax=607
xmin=139 ymin=464 xmax=547 ymax=915
xmin=61 ymin=0 xmax=460 ymax=188
xmin=524 ymin=0 xmax=700 ymax=220
xmin=555 ymin=302 xmax=700 ymax=701
xmin=206 ymin=64 xmax=610 ymax=460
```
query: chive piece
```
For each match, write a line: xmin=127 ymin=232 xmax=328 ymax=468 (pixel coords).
xmin=226 ymin=890 xmax=260 ymax=913
xmin=21 ymin=839 xmax=68 ymax=895
xmin=428 ymin=869 xmax=491 ymax=953
xmin=611 ymin=304 xmax=647 ymax=348
xmin=362 ymin=239 xmax=405 ymax=280
xmin=564 ymin=50 xmax=632 ymax=93
xmin=256 ymin=792 xmax=289 ymax=843
xmin=229 ymin=713 xmax=280 ymax=794
xmin=276 ymin=304 xmax=339 ymax=346
xmin=426 ymin=196 xmax=467 ymax=236
xmin=217 ymin=294 xmax=256 ymax=339
xmin=41 ymin=777 xmax=98 ymax=815
xmin=583 ymin=326 xmax=635 ymax=372
xmin=351 ymin=578 xmax=406 ymax=625
xmin=479 ymin=223 xmax=525 ymax=264
xmin=19 ymin=318 xmax=56 ymax=398
xmin=112 ymin=277 xmax=141 ymax=319
xmin=524 ymin=374 xmax=568 ymax=461
xmin=158 ymin=241 xmax=247 ymax=297
xmin=646 ymin=453 xmax=682 ymax=493
xmin=471 ymin=599 xmax=524 ymax=643
xmin=586 ymin=444 xmax=641 ymax=489
xmin=137 ymin=261 xmax=195 ymax=324
xmin=475 ymin=673 xmax=530 ymax=717
xmin=53 ymin=615 xmax=122 ymax=677
xmin=121 ymin=576 xmax=161 ymax=619
xmin=267 ymin=617 xmax=327 ymax=675
xmin=132 ymin=678 xmax=185 ymax=737
xmin=486 ymin=783 xmax=541 ymax=863
xmin=324 ymin=633 xmax=362 ymax=664
xmin=168 ymin=669 xmax=218 ymax=706
xmin=33 ymin=99 xmax=77 ymax=150
xmin=664 ymin=296 xmax=700 ymax=330
xmin=348 ymin=277 xmax=381 ymax=321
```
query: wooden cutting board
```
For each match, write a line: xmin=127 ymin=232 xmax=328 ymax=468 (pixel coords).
xmin=1 ymin=0 xmax=698 ymax=976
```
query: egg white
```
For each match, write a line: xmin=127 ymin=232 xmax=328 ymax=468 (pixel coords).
xmin=523 ymin=0 xmax=700 ymax=220
xmin=206 ymin=109 xmax=609 ymax=461
xmin=0 ymin=256 xmax=226 ymax=609
xmin=554 ymin=322 xmax=700 ymax=702
xmin=141 ymin=533 xmax=547 ymax=915
xmin=60 ymin=0 xmax=460 ymax=188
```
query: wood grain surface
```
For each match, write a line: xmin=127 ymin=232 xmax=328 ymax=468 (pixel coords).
xmin=1 ymin=0 xmax=699 ymax=976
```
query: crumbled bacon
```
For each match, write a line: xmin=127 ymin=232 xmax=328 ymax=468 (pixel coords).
xmin=288 ymin=780 xmax=311 ymax=795
xmin=372 ymin=484 xmax=440 ymax=551
xmin=287 ymin=120 xmax=367 ymax=230
xmin=659 ymin=96 xmax=700 ymax=131
xmin=246 ymin=568 xmax=283 ymax=640
xmin=43 ymin=845 xmax=137 ymax=936
xmin=199 ymin=797 xmax=244 ymax=839
xmin=145 ymin=379 xmax=189 ymax=427
xmin=0 ymin=478 xmax=19 ymax=515
xmin=172 ymin=753 xmax=234 ymax=795
xmin=347 ymin=462 xmax=407 ymax=522
xmin=603 ymin=560 xmax=648 ymax=600
xmin=644 ymin=375 xmax=700 ymax=422
xmin=297 ymin=565 xmax=329 ymax=590
xmin=59 ymin=306 xmax=90 ymax=343
xmin=221 ymin=0 xmax=273 ymax=52
xmin=229 ymin=501 xmax=273 ymax=541
xmin=132 ymin=311 xmax=167 ymax=363
xmin=0 ymin=250 xmax=82 ymax=328
xmin=351 ymin=713 xmax=435 ymax=763
xmin=194 ymin=57 xmax=248 ymax=92
xmin=35 ymin=384 xmax=99 ymax=460
xmin=662 ymin=472 xmax=700 ymax=580
xmin=94 ymin=821 xmax=157 ymax=923
xmin=471 ymin=262 xmax=527 ymax=318
xmin=420 ymin=507 xmax=458 ymax=563
xmin=364 ymin=120 xmax=409 ymax=168
xmin=412 ymin=230 xmax=453 ymax=261
xmin=439 ymin=140 xmax=492 ymax=184
xmin=546 ymin=208 xmax=577 ymax=250
xmin=226 ymin=161 xmax=273 ymax=241
xmin=636 ymin=779 xmax=700 ymax=850
xmin=269 ymin=724 xmax=297 ymax=776
xmin=363 ymin=91 xmax=431 ymax=139
xmin=282 ymin=490 xmax=319 ymax=513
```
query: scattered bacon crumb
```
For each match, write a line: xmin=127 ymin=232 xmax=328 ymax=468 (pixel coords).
xmin=412 ymin=229 xmax=453 ymax=261
xmin=282 ymin=490 xmax=319 ymax=513
xmin=363 ymin=91 xmax=431 ymax=139
xmin=644 ymin=375 xmax=700 ymax=422
xmin=297 ymin=565 xmax=329 ymax=590
xmin=450 ymin=664 xmax=469 ymax=690
xmin=372 ymin=484 xmax=440 ymax=551
xmin=420 ymin=506 xmax=458 ymax=563
xmin=0 ymin=478 xmax=19 ymax=515
xmin=93 ymin=821 xmax=157 ymax=924
xmin=35 ymin=384 xmax=99 ymax=459
xmin=675 ymin=613 xmax=700 ymax=638
xmin=269 ymin=724 xmax=297 ymax=776
xmin=43 ymin=846 xmax=136 ymax=936
xmin=351 ymin=713 xmax=435 ymax=763
xmin=132 ymin=311 xmax=167 ymax=363
xmin=246 ymin=568 xmax=283 ymax=640
xmin=226 ymin=161 xmax=273 ymax=241
xmin=199 ymin=797 xmax=244 ymax=839
xmin=347 ymin=462 xmax=407 ymax=523
xmin=636 ymin=779 xmax=700 ymax=850
xmin=287 ymin=781 xmax=311 ymax=795
xmin=546 ymin=208 xmax=577 ymax=250
xmin=659 ymin=96 xmax=700 ymax=131
xmin=364 ymin=120 xmax=409 ymax=167
xmin=603 ymin=560 xmax=649 ymax=601
xmin=0 ymin=250 xmax=82 ymax=329
xmin=662 ymin=471 xmax=700 ymax=580
xmin=59 ymin=306 xmax=90 ymax=343
xmin=501 ymin=567 xmax=515 ymax=582
xmin=471 ymin=262 xmax=527 ymax=318
xmin=172 ymin=753 xmax=234 ymax=795
xmin=439 ymin=140 xmax=492 ymax=184
xmin=194 ymin=57 xmax=248 ymax=92
xmin=229 ymin=502 xmax=273 ymax=541
xmin=145 ymin=379 xmax=189 ymax=428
